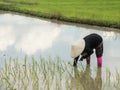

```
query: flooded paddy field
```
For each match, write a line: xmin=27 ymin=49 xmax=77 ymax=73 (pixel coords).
xmin=0 ymin=13 xmax=120 ymax=90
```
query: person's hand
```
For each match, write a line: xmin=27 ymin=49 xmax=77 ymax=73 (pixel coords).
xmin=73 ymin=59 xmax=78 ymax=67
xmin=80 ymin=58 xmax=83 ymax=61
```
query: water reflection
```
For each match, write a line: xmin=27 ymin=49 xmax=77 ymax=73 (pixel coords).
xmin=103 ymin=31 xmax=120 ymax=40
xmin=0 ymin=13 xmax=120 ymax=71
xmin=15 ymin=27 xmax=61 ymax=55
xmin=0 ymin=27 xmax=15 ymax=51
xmin=71 ymin=66 xmax=102 ymax=90
xmin=0 ymin=14 xmax=61 ymax=55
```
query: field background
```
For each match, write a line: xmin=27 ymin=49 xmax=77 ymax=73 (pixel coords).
xmin=0 ymin=0 xmax=120 ymax=28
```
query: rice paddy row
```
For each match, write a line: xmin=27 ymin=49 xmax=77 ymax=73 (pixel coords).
xmin=0 ymin=56 xmax=120 ymax=90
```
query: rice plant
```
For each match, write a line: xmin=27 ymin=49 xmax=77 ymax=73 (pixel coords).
xmin=0 ymin=56 xmax=120 ymax=90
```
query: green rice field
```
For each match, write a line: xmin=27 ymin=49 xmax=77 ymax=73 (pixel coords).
xmin=0 ymin=0 xmax=120 ymax=28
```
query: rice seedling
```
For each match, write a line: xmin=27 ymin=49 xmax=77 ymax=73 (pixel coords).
xmin=0 ymin=56 xmax=120 ymax=90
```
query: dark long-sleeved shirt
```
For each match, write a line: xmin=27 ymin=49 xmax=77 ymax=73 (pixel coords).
xmin=80 ymin=33 xmax=103 ymax=60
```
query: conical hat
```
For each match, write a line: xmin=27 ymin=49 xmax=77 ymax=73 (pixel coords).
xmin=71 ymin=38 xmax=85 ymax=58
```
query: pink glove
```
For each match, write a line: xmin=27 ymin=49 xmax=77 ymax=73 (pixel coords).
xmin=97 ymin=57 xmax=102 ymax=67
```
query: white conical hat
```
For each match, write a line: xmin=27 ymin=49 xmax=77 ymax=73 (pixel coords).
xmin=71 ymin=38 xmax=85 ymax=58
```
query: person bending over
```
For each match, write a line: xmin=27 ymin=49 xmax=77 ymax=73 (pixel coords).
xmin=71 ymin=33 xmax=103 ymax=68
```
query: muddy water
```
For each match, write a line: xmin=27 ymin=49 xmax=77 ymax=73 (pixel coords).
xmin=0 ymin=13 xmax=120 ymax=71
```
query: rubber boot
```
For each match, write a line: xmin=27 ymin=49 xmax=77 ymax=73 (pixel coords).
xmin=97 ymin=57 xmax=102 ymax=68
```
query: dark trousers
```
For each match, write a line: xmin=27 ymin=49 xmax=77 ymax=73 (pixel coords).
xmin=95 ymin=42 xmax=103 ymax=58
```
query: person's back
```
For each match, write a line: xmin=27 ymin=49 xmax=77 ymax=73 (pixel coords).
xmin=84 ymin=33 xmax=103 ymax=49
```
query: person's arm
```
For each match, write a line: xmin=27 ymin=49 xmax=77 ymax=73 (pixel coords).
xmin=73 ymin=56 xmax=79 ymax=67
xmin=80 ymin=48 xmax=93 ymax=60
xmin=80 ymin=53 xmax=89 ymax=61
xmin=80 ymin=53 xmax=90 ymax=65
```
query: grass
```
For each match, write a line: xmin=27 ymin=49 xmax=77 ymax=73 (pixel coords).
xmin=0 ymin=56 xmax=120 ymax=90
xmin=0 ymin=0 xmax=120 ymax=29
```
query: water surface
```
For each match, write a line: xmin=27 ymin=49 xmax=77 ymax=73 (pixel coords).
xmin=0 ymin=13 xmax=120 ymax=72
